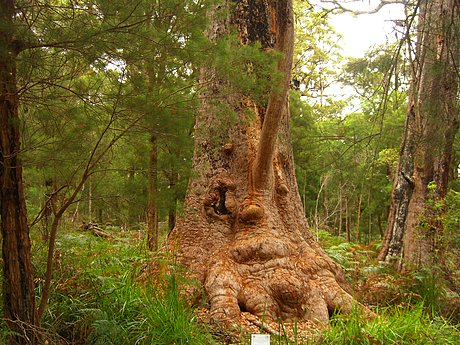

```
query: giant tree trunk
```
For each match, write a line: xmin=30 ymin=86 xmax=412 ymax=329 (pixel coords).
xmin=379 ymin=0 xmax=460 ymax=269
xmin=169 ymin=0 xmax=360 ymax=324
xmin=0 ymin=1 xmax=38 ymax=343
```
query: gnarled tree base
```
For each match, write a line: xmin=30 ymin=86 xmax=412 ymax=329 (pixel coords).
xmin=169 ymin=166 xmax=368 ymax=324
xmin=204 ymin=236 xmax=355 ymax=324
xmin=168 ymin=0 xmax=370 ymax=325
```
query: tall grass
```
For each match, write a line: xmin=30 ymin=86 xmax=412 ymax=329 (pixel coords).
xmin=316 ymin=304 xmax=460 ymax=345
xmin=33 ymin=226 xmax=215 ymax=344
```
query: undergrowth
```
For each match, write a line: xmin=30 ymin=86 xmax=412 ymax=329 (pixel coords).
xmin=315 ymin=303 xmax=460 ymax=345
xmin=1 ymin=225 xmax=458 ymax=344
xmin=32 ymin=225 xmax=216 ymax=344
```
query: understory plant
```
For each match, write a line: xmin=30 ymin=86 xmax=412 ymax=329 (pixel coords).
xmin=31 ymin=227 xmax=215 ymax=344
xmin=316 ymin=303 xmax=460 ymax=345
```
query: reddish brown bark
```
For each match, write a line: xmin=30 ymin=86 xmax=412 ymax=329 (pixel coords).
xmin=0 ymin=1 xmax=38 ymax=343
xmin=169 ymin=0 xmax=367 ymax=324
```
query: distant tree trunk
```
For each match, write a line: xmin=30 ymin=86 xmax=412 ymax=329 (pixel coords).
xmin=147 ymin=134 xmax=159 ymax=251
xmin=97 ymin=208 xmax=103 ymax=224
xmin=0 ymin=1 xmax=38 ymax=343
xmin=323 ymin=190 xmax=329 ymax=224
xmin=88 ymin=176 xmax=93 ymax=220
xmin=376 ymin=213 xmax=382 ymax=238
xmin=71 ymin=183 xmax=84 ymax=223
xmin=356 ymin=191 xmax=362 ymax=243
xmin=366 ymin=190 xmax=372 ymax=244
xmin=379 ymin=0 xmax=460 ymax=269
xmin=345 ymin=197 xmax=350 ymax=242
xmin=167 ymin=171 xmax=178 ymax=232
xmin=338 ymin=186 xmax=343 ymax=237
xmin=169 ymin=0 xmax=367 ymax=324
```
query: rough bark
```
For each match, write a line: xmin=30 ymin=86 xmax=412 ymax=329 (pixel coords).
xmin=0 ymin=1 xmax=38 ymax=343
xmin=169 ymin=0 xmax=364 ymax=324
xmin=379 ymin=0 xmax=460 ymax=269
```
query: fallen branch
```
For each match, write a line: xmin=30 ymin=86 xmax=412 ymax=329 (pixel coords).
xmin=245 ymin=314 xmax=279 ymax=336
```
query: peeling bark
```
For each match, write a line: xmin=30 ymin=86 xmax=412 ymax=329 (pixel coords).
xmin=169 ymin=0 xmax=367 ymax=324
xmin=379 ymin=0 xmax=460 ymax=269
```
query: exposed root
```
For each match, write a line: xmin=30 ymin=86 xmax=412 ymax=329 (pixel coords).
xmin=203 ymin=245 xmax=374 ymax=325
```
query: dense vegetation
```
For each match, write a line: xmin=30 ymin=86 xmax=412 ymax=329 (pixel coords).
xmin=0 ymin=0 xmax=459 ymax=343
xmin=1 ymin=225 xmax=459 ymax=344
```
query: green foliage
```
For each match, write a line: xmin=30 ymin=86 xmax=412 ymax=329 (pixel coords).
xmin=291 ymin=42 xmax=407 ymax=243
xmin=411 ymin=266 xmax=446 ymax=317
xmin=17 ymin=0 xmax=210 ymax=228
xmin=317 ymin=304 xmax=460 ymax=345
xmin=213 ymin=33 xmax=283 ymax=104
xmin=442 ymin=190 xmax=460 ymax=242
xmin=317 ymin=230 xmax=379 ymax=285
xmin=32 ymin=226 xmax=215 ymax=344
xmin=292 ymin=2 xmax=343 ymax=103
xmin=22 ymin=224 xmax=460 ymax=345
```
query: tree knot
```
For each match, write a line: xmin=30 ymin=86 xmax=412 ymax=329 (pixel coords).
xmin=238 ymin=198 xmax=264 ymax=224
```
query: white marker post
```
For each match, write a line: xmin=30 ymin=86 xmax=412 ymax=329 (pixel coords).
xmin=251 ymin=334 xmax=270 ymax=345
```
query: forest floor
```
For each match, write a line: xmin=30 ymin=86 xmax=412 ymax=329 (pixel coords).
xmin=1 ymin=223 xmax=458 ymax=344
xmin=196 ymin=307 xmax=322 ymax=344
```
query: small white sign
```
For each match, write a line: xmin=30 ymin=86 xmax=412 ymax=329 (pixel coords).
xmin=251 ymin=334 xmax=270 ymax=345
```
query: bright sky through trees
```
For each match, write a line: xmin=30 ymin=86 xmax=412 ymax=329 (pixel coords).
xmin=312 ymin=0 xmax=406 ymax=57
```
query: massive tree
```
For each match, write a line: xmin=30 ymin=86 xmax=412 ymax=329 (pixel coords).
xmin=169 ymin=0 xmax=362 ymax=323
xmin=379 ymin=0 xmax=460 ymax=269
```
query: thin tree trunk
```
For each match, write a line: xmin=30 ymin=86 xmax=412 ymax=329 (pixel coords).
xmin=147 ymin=134 xmax=159 ymax=251
xmin=88 ymin=176 xmax=92 ymax=220
xmin=367 ymin=189 xmax=372 ymax=244
xmin=377 ymin=213 xmax=384 ymax=239
xmin=323 ymin=190 xmax=328 ymax=227
xmin=356 ymin=191 xmax=362 ymax=243
xmin=0 ymin=1 xmax=38 ymax=342
xmin=167 ymin=171 xmax=178 ymax=232
xmin=338 ymin=186 xmax=343 ymax=237
xmin=314 ymin=176 xmax=327 ymax=240
xmin=345 ymin=197 xmax=350 ymax=242
xmin=71 ymin=183 xmax=84 ymax=223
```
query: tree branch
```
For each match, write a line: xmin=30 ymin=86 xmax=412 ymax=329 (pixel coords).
xmin=252 ymin=0 xmax=294 ymax=193
xmin=320 ymin=0 xmax=407 ymax=15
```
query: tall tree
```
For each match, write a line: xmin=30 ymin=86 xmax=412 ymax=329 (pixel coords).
xmin=1 ymin=1 xmax=168 ymax=341
xmin=379 ymin=0 xmax=460 ymax=269
xmin=169 ymin=0 xmax=365 ymax=323
xmin=0 ymin=1 xmax=38 ymax=343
